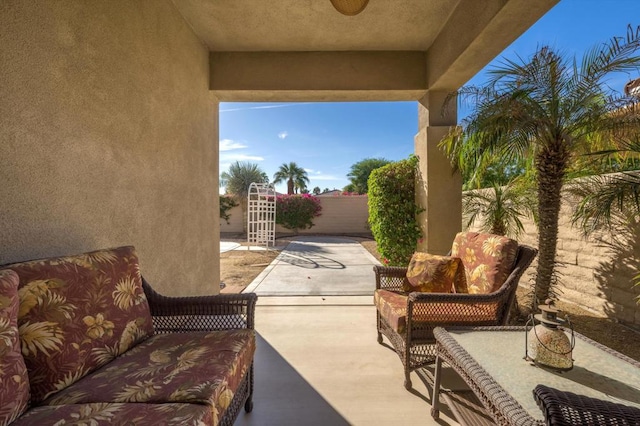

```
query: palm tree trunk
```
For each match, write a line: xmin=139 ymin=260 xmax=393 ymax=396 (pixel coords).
xmin=533 ymin=141 xmax=568 ymax=310
xmin=287 ymin=179 xmax=294 ymax=195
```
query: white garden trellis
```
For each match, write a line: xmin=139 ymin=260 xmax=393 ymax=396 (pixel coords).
xmin=247 ymin=182 xmax=276 ymax=248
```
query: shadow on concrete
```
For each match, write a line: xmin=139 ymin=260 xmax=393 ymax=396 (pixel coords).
xmin=234 ymin=333 xmax=350 ymax=426
xmin=277 ymin=251 xmax=346 ymax=270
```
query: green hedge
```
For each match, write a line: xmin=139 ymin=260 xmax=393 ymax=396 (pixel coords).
xmin=368 ymin=156 xmax=423 ymax=266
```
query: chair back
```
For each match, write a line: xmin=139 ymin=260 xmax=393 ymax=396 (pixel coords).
xmin=451 ymin=232 xmax=519 ymax=294
xmin=498 ymin=244 xmax=538 ymax=324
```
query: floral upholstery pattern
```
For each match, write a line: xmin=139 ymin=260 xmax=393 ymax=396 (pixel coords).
xmin=44 ymin=329 xmax=255 ymax=425
xmin=0 ymin=270 xmax=30 ymax=426
xmin=11 ymin=402 xmax=212 ymax=425
xmin=451 ymin=232 xmax=518 ymax=294
xmin=5 ymin=246 xmax=154 ymax=403
xmin=374 ymin=289 xmax=498 ymax=334
xmin=374 ymin=290 xmax=409 ymax=334
xmin=404 ymin=253 xmax=467 ymax=293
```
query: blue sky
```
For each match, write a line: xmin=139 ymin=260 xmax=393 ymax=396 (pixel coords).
xmin=219 ymin=0 xmax=640 ymax=194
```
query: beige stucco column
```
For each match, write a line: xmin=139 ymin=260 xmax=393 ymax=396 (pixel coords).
xmin=414 ymin=91 xmax=462 ymax=254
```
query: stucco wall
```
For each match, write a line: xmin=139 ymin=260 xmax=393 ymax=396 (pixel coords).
xmin=1 ymin=1 xmax=219 ymax=296
xmin=514 ymin=201 xmax=640 ymax=326
xmin=466 ymin=189 xmax=640 ymax=326
xmin=220 ymin=196 xmax=371 ymax=235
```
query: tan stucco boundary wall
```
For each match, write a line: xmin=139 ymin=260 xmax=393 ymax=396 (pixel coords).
xmin=466 ymin=189 xmax=640 ymax=326
xmin=221 ymin=196 xmax=371 ymax=236
xmin=1 ymin=1 xmax=219 ymax=296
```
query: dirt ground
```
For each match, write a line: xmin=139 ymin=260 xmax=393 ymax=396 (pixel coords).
xmin=220 ymin=236 xmax=640 ymax=361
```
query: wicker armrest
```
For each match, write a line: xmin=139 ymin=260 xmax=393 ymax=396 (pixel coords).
xmin=408 ymin=290 xmax=505 ymax=304
xmin=533 ymin=384 xmax=640 ymax=426
xmin=142 ymin=278 xmax=257 ymax=333
xmin=373 ymin=265 xmax=409 ymax=291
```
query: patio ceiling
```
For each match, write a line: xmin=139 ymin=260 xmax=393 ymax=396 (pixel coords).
xmin=172 ymin=0 xmax=559 ymax=101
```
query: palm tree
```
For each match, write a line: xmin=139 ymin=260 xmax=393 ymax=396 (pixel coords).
xmin=220 ymin=161 xmax=268 ymax=232
xmin=273 ymin=162 xmax=309 ymax=195
xmin=463 ymin=179 xmax=535 ymax=238
xmin=220 ymin=161 xmax=269 ymax=198
xmin=441 ymin=27 xmax=640 ymax=308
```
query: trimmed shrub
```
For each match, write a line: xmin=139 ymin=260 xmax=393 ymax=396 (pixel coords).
xmin=276 ymin=194 xmax=322 ymax=232
xmin=368 ymin=156 xmax=423 ymax=266
xmin=220 ymin=195 xmax=239 ymax=224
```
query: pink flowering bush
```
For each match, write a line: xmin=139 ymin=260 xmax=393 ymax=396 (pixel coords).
xmin=276 ymin=194 xmax=322 ymax=232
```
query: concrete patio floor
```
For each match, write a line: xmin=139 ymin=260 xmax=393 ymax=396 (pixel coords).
xmin=235 ymin=296 xmax=469 ymax=426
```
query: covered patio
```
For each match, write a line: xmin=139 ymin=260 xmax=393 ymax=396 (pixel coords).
xmin=3 ymin=0 xmax=558 ymax=296
xmin=3 ymin=1 xmax=567 ymax=425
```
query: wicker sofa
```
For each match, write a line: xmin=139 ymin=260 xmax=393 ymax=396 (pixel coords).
xmin=374 ymin=232 xmax=537 ymax=390
xmin=0 ymin=246 xmax=256 ymax=426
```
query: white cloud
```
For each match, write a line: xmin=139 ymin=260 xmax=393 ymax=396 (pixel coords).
xmin=219 ymin=103 xmax=311 ymax=113
xmin=220 ymin=153 xmax=264 ymax=162
xmin=219 ymin=139 xmax=247 ymax=151
xmin=304 ymin=168 xmax=315 ymax=173
xmin=278 ymin=131 xmax=288 ymax=140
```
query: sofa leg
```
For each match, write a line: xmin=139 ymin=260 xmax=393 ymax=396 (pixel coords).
xmin=404 ymin=372 xmax=412 ymax=390
xmin=245 ymin=363 xmax=254 ymax=413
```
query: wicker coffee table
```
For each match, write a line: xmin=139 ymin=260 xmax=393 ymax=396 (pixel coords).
xmin=431 ymin=326 xmax=640 ymax=426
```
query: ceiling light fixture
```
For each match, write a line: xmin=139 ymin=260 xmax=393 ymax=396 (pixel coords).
xmin=330 ymin=0 xmax=369 ymax=16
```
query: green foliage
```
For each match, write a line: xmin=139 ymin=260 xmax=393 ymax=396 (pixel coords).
xmin=219 ymin=195 xmax=239 ymax=224
xmin=463 ymin=179 xmax=536 ymax=237
xmin=569 ymin=139 xmax=640 ymax=234
xmin=273 ymin=162 xmax=310 ymax=195
xmin=220 ymin=161 xmax=269 ymax=198
xmin=368 ymin=156 xmax=423 ymax=266
xmin=440 ymin=26 xmax=640 ymax=307
xmin=276 ymin=194 xmax=322 ymax=232
xmin=346 ymin=157 xmax=391 ymax=194
xmin=312 ymin=186 xmax=321 ymax=195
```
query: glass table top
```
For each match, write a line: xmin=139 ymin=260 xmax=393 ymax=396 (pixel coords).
xmin=447 ymin=329 xmax=640 ymax=421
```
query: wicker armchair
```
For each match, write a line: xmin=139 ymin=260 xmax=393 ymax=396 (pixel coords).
xmin=533 ymin=384 xmax=640 ymax=426
xmin=374 ymin=235 xmax=537 ymax=390
xmin=142 ymin=279 xmax=257 ymax=426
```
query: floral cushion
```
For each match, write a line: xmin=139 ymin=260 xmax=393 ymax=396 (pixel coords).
xmin=5 ymin=246 xmax=154 ymax=403
xmin=0 ymin=270 xmax=30 ymax=426
xmin=43 ymin=329 xmax=255 ymax=424
xmin=374 ymin=289 xmax=499 ymax=334
xmin=11 ymin=402 xmax=212 ymax=426
xmin=451 ymin=232 xmax=518 ymax=294
xmin=374 ymin=289 xmax=409 ymax=334
xmin=404 ymin=253 xmax=467 ymax=293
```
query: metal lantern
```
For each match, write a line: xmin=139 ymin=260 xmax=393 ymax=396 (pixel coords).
xmin=525 ymin=299 xmax=575 ymax=371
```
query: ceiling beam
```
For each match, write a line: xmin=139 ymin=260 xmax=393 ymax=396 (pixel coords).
xmin=210 ymin=51 xmax=427 ymax=101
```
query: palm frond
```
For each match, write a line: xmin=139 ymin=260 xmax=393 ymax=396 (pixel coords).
xmin=570 ymin=171 xmax=640 ymax=233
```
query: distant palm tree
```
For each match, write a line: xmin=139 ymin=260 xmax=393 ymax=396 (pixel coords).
xmin=441 ymin=28 xmax=640 ymax=307
xmin=220 ymin=161 xmax=269 ymax=198
xmin=220 ymin=161 xmax=268 ymax=232
xmin=273 ymin=162 xmax=309 ymax=195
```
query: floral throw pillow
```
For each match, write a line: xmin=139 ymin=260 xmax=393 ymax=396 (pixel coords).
xmin=451 ymin=232 xmax=518 ymax=294
xmin=6 ymin=246 xmax=154 ymax=404
xmin=404 ymin=253 xmax=467 ymax=293
xmin=0 ymin=270 xmax=30 ymax=426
